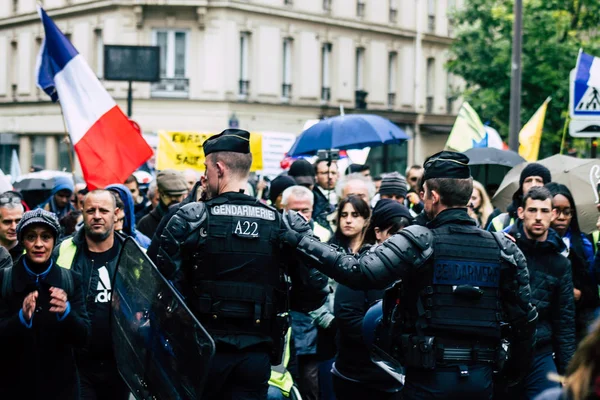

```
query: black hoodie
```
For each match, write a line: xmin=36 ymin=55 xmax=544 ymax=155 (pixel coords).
xmin=508 ymin=220 xmax=576 ymax=373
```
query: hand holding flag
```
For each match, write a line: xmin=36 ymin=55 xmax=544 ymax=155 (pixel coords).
xmin=35 ymin=6 xmax=153 ymax=189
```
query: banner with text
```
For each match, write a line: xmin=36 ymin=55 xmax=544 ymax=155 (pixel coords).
xmin=157 ymin=131 xmax=263 ymax=172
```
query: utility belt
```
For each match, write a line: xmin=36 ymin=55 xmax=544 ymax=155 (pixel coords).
xmin=399 ymin=335 xmax=502 ymax=370
xmin=192 ymin=281 xmax=275 ymax=332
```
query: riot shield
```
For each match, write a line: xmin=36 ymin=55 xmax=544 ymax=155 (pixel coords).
xmin=111 ymin=237 xmax=215 ymax=400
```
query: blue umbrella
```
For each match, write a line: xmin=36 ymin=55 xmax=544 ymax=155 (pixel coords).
xmin=288 ymin=114 xmax=410 ymax=156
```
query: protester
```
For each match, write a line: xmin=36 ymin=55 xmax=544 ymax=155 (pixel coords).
xmin=73 ymin=183 xmax=87 ymax=211
xmin=53 ymin=189 xmax=129 ymax=400
xmin=504 ymin=186 xmax=576 ymax=399
xmin=346 ymin=163 xmax=371 ymax=177
xmin=134 ymin=180 xmax=158 ymax=222
xmin=336 ymin=173 xmax=376 ymax=205
xmin=332 ymin=199 xmax=410 ymax=399
xmin=0 ymin=191 xmax=25 ymax=261
xmin=38 ymin=175 xmax=75 ymax=219
xmin=59 ymin=210 xmax=83 ymax=238
xmin=106 ymin=184 xmax=151 ymax=249
xmin=281 ymin=185 xmax=331 ymax=241
xmin=488 ymin=163 xmax=551 ymax=232
xmin=546 ymin=182 xmax=599 ymax=342
xmin=405 ymin=165 xmax=424 ymax=192
xmin=124 ymin=175 xmax=147 ymax=218
xmin=468 ymin=180 xmax=494 ymax=228
xmin=0 ymin=209 xmax=89 ymax=399
xmin=330 ymin=195 xmax=371 ymax=254
xmin=289 ymin=159 xmax=316 ymax=189
xmin=314 ymin=158 xmax=339 ymax=207
xmin=269 ymin=175 xmax=296 ymax=210
xmin=183 ymin=169 xmax=201 ymax=192
xmin=534 ymin=318 xmax=600 ymax=400
xmin=136 ymin=169 xmax=187 ymax=238
xmin=378 ymin=172 xmax=408 ymax=204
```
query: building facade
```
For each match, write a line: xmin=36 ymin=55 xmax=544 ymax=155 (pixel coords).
xmin=0 ymin=0 xmax=463 ymax=176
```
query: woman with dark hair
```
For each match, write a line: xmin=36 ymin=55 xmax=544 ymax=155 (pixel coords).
xmin=332 ymin=199 xmax=410 ymax=400
xmin=329 ymin=195 xmax=371 ymax=254
xmin=546 ymin=182 xmax=599 ymax=341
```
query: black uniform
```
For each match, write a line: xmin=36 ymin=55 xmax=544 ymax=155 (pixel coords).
xmin=282 ymin=151 xmax=538 ymax=400
xmin=158 ymin=191 xmax=328 ymax=399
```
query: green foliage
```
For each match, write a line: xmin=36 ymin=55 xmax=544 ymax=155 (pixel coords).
xmin=447 ymin=0 xmax=600 ymax=157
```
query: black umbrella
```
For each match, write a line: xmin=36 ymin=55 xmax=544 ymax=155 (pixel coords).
xmin=12 ymin=178 xmax=54 ymax=192
xmin=463 ymin=147 xmax=525 ymax=167
xmin=463 ymin=148 xmax=526 ymax=192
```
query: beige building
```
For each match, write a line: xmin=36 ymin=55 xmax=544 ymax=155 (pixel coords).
xmin=0 ymin=0 xmax=463 ymax=176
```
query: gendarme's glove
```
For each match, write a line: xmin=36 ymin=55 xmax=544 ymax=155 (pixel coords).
xmin=309 ymin=302 xmax=336 ymax=329
xmin=281 ymin=210 xmax=313 ymax=247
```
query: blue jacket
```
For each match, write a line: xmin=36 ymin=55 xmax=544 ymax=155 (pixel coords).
xmin=106 ymin=184 xmax=151 ymax=249
xmin=37 ymin=176 xmax=75 ymax=219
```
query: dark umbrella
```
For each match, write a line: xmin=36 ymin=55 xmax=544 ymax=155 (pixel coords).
xmin=288 ymin=114 xmax=410 ymax=157
xmin=464 ymin=148 xmax=526 ymax=190
xmin=463 ymin=147 xmax=525 ymax=167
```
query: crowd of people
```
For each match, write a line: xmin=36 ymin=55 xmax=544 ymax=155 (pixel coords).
xmin=0 ymin=129 xmax=600 ymax=400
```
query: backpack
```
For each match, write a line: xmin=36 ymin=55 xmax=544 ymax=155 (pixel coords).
xmin=1 ymin=266 xmax=73 ymax=299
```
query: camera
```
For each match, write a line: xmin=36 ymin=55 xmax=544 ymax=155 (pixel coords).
xmin=316 ymin=149 xmax=340 ymax=162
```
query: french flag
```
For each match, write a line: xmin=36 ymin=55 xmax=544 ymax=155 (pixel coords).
xmin=575 ymin=50 xmax=600 ymax=88
xmin=35 ymin=6 xmax=153 ymax=190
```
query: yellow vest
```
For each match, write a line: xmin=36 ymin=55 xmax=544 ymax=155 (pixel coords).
xmin=268 ymin=327 xmax=294 ymax=396
xmin=56 ymin=238 xmax=76 ymax=270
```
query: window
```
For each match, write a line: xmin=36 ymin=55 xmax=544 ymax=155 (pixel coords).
xmin=284 ymin=0 xmax=293 ymax=5
xmin=321 ymin=43 xmax=331 ymax=103
xmin=282 ymin=38 xmax=292 ymax=102
xmin=428 ymin=0 xmax=436 ymax=33
xmin=0 ymin=133 xmax=18 ymax=174
xmin=446 ymin=72 xmax=455 ymax=114
xmin=152 ymin=30 xmax=189 ymax=97
xmin=426 ymin=57 xmax=435 ymax=113
xmin=323 ymin=0 xmax=332 ymax=11
xmin=59 ymin=136 xmax=74 ymax=171
xmin=357 ymin=1 xmax=365 ymax=17
xmin=32 ymin=136 xmax=46 ymax=169
xmin=389 ymin=0 xmax=398 ymax=23
xmin=447 ymin=0 xmax=456 ymax=36
xmin=355 ymin=47 xmax=367 ymax=109
xmin=239 ymin=32 xmax=250 ymax=98
xmin=95 ymin=29 xmax=103 ymax=79
xmin=388 ymin=52 xmax=397 ymax=108
xmin=12 ymin=0 xmax=18 ymax=14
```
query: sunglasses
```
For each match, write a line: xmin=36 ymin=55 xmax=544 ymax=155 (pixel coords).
xmin=0 ymin=197 xmax=21 ymax=205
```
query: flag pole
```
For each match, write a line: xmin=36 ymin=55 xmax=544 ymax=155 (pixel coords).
xmin=560 ymin=114 xmax=570 ymax=155
xmin=58 ymin=102 xmax=75 ymax=173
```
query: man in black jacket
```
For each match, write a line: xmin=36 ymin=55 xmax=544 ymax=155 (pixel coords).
xmin=505 ymin=186 xmax=576 ymax=399
xmin=53 ymin=189 xmax=129 ymax=400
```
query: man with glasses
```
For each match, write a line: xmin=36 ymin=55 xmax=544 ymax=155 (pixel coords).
xmin=0 ymin=191 xmax=25 ymax=261
xmin=405 ymin=165 xmax=425 ymax=215
xmin=136 ymin=169 xmax=188 ymax=238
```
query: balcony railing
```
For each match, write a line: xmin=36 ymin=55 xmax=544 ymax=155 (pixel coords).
xmin=355 ymin=90 xmax=368 ymax=109
xmin=357 ymin=2 xmax=365 ymax=17
xmin=388 ymin=93 xmax=396 ymax=108
xmin=151 ymin=78 xmax=189 ymax=98
xmin=389 ymin=9 xmax=397 ymax=23
xmin=426 ymin=96 xmax=434 ymax=113
xmin=282 ymin=83 xmax=292 ymax=102
xmin=321 ymin=87 xmax=331 ymax=102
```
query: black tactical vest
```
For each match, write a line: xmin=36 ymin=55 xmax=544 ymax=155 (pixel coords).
xmin=190 ymin=195 xmax=286 ymax=336
xmin=401 ymin=223 xmax=504 ymax=342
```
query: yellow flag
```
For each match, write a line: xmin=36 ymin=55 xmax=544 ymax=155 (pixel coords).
xmin=519 ymin=97 xmax=551 ymax=162
xmin=445 ymin=102 xmax=487 ymax=152
xmin=156 ymin=131 xmax=263 ymax=171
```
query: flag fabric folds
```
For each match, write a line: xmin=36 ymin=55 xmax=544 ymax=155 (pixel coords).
xmin=35 ymin=6 xmax=153 ymax=190
xmin=445 ymin=102 xmax=488 ymax=152
xmin=576 ymin=51 xmax=600 ymax=89
xmin=519 ymin=97 xmax=551 ymax=162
